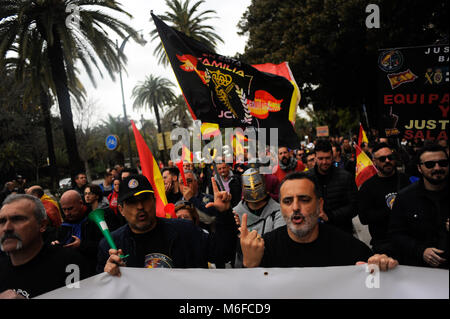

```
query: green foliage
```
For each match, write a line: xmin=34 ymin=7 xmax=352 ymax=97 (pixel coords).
xmin=239 ymin=0 xmax=449 ymax=119
xmin=162 ymin=95 xmax=193 ymax=129
xmin=1 ymin=0 xmax=141 ymax=175
xmin=150 ymin=0 xmax=223 ymax=66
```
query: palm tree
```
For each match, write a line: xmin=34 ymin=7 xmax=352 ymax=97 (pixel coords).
xmin=0 ymin=0 xmax=141 ymax=176
xmin=164 ymin=95 xmax=193 ymax=128
xmin=4 ymin=29 xmax=86 ymax=190
xmin=151 ymin=0 xmax=223 ymax=66
xmin=132 ymin=74 xmax=176 ymax=162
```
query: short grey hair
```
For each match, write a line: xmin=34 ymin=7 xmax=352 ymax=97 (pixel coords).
xmin=2 ymin=194 xmax=47 ymax=223
xmin=183 ymin=170 xmax=198 ymax=181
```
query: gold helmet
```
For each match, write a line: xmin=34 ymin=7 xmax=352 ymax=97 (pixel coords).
xmin=242 ymin=168 xmax=267 ymax=203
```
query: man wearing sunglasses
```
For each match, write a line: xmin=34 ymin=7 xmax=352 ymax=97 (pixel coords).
xmin=98 ymin=175 xmax=236 ymax=275
xmin=389 ymin=144 xmax=449 ymax=268
xmin=357 ymin=143 xmax=410 ymax=255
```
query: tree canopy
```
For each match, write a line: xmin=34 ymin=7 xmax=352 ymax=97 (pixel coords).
xmin=238 ymin=0 xmax=449 ymax=121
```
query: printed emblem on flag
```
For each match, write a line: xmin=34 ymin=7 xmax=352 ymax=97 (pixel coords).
xmin=387 ymin=69 xmax=418 ymax=89
xmin=247 ymin=90 xmax=283 ymax=119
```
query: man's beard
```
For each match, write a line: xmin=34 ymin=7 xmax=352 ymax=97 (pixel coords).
xmin=424 ymin=170 xmax=448 ymax=185
xmin=379 ymin=163 xmax=395 ymax=176
xmin=0 ymin=232 xmax=23 ymax=252
xmin=284 ymin=207 xmax=320 ymax=239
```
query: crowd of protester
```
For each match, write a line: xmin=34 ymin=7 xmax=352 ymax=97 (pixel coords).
xmin=0 ymin=133 xmax=448 ymax=298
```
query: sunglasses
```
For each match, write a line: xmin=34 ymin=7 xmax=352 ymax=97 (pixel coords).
xmin=374 ymin=155 xmax=395 ymax=162
xmin=420 ymin=159 xmax=449 ymax=169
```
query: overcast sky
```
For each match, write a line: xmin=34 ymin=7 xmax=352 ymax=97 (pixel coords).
xmin=70 ymin=0 xmax=252 ymax=128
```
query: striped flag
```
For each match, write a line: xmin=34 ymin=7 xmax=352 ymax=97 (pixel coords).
xmin=201 ymin=122 xmax=220 ymax=139
xmin=358 ymin=123 xmax=369 ymax=146
xmin=181 ymin=144 xmax=194 ymax=163
xmin=131 ymin=121 xmax=176 ymax=218
xmin=355 ymin=124 xmax=377 ymax=189
xmin=233 ymin=130 xmax=248 ymax=160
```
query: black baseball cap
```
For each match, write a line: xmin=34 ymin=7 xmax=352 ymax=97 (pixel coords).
xmin=118 ymin=175 xmax=154 ymax=203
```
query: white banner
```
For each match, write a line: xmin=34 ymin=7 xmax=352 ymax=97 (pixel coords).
xmin=36 ymin=265 xmax=448 ymax=299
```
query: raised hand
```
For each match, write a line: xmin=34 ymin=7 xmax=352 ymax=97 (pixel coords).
xmin=180 ymin=184 xmax=194 ymax=201
xmin=239 ymin=213 xmax=265 ymax=268
xmin=205 ymin=177 xmax=231 ymax=213
xmin=64 ymin=235 xmax=81 ymax=248
xmin=233 ymin=211 xmax=241 ymax=227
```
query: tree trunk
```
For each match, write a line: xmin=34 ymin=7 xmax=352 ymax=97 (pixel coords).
xmin=153 ymin=104 xmax=167 ymax=163
xmin=84 ymin=159 xmax=92 ymax=183
xmin=47 ymin=28 xmax=83 ymax=177
xmin=40 ymin=89 xmax=58 ymax=191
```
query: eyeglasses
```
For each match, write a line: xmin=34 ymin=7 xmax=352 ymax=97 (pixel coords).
xmin=62 ymin=206 xmax=74 ymax=212
xmin=374 ymin=155 xmax=395 ymax=162
xmin=420 ymin=159 xmax=449 ymax=169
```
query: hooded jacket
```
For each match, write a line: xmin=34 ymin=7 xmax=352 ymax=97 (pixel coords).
xmin=233 ymin=197 xmax=285 ymax=236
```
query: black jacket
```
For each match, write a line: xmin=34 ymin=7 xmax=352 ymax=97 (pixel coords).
xmin=357 ymin=172 xmax=410 ymax=254
xmin=389 ymin=179 xmax=449 ymax=268
xmin=307 ymin=165 xmax=358 ymax=234
xmin=96 ymin=209 xmax=237 ymax=273
xmin=54 ymin=217 xmax=103 ymax=274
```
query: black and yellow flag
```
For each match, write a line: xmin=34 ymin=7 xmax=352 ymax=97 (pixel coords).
xmin=152 ymin=13 xmax=300 ymax=148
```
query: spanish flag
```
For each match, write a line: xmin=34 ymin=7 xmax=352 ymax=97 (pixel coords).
xmin=358 ymin=123 xmax=369 ymax=146
xmin=201 ymin=122 xmax=220 ymax=139
xmin=355 ymin=126 xmax=377 ymax=189
xmin=181 ymin=144 xmax=194 ymax=163
xmin=233 ymin=130 xmax=247 ymax=159
xmin=131 ymin=121 xmax=176 ymax=218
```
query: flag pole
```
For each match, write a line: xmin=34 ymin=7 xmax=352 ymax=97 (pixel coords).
xmin=207 ymin=148 xmax=225 ymax=192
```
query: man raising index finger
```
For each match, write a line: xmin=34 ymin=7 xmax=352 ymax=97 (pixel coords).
xmin=240 ymin=172 xmax=398 ymax=271
xmin=239 ymin=213 xmax=265 ymax=268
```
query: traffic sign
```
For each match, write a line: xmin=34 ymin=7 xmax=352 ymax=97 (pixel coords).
xmin=106 ymin=135 xmax=119 ymax=151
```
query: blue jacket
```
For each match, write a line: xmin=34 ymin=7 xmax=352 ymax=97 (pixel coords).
xmin=96 ymin=210 xmax=237 ymax=273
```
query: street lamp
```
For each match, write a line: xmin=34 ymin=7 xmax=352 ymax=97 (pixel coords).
xmin=116 ymin=30 xmax=147 ymax=168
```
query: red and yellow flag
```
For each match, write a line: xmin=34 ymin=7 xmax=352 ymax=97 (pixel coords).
xmin=181 ymin=144 xmax=194 ymax=163
xmin=233 ymin=130 xmax=247 ymax=159
xmin=201 ymin=122 xmax=220 ymax=139
xmin=358 ymin=123 xmax=369 ymax=146
xmin=131 ymin=121 xmax=176 ymax=218
xmin=355 ymin=143 xmax=377 ymax=189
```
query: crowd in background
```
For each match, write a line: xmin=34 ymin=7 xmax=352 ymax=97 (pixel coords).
xmin=1 ymin=133 xmax=448 ymax=298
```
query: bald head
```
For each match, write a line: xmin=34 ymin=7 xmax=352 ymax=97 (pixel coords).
xmin=60 ymin=189 xmax=82 ymax=202
xmin=60 ymin=190 xmax=85 ymax=223
xmin=26 ymin=185 xmax=44 ymax=199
